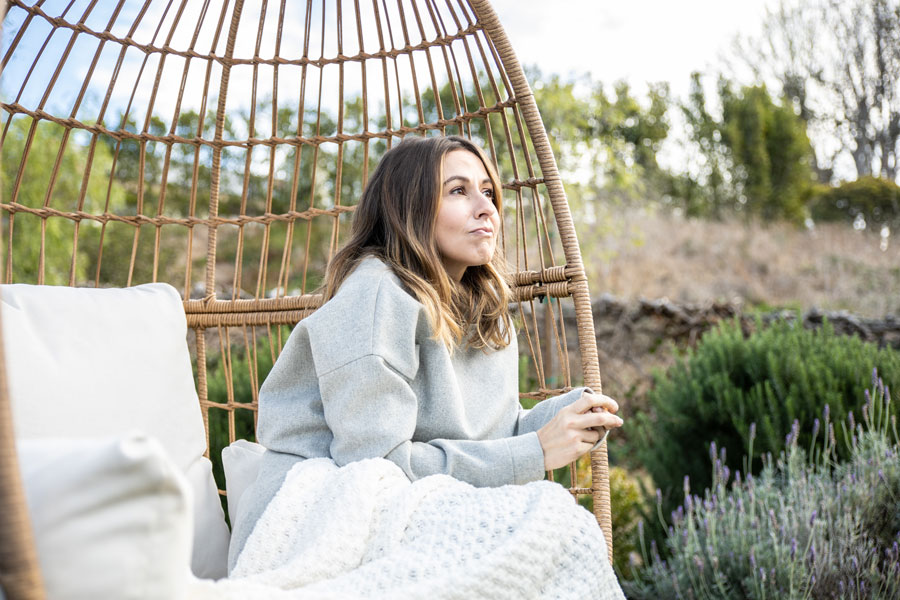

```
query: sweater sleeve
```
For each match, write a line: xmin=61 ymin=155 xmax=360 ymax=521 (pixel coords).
xmin=318 ymin=353 xmax=546 ymax=486
xmin=514 ymin=386 xmax=592 ymax=435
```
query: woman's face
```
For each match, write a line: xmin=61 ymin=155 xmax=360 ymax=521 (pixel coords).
xmin=435 ymin=149 xmax=500 ymax=282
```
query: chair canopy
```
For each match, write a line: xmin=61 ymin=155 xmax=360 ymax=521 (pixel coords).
xmin=0 ymin=0 xmax=613 ymax=565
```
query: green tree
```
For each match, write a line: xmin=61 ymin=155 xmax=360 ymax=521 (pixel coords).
xmin=729 ymin=0 xmax=900 ymax=182
xmin=529 ymin=70 xmax=672 ymax=209
xmin=1 ymin=117 xmax=126 ymax=284
xmin=679 ymin=75 xmax=816 ymax=223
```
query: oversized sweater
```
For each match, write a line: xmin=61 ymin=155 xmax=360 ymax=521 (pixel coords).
xmin=227 ymin=256 xmax=588 ymax=570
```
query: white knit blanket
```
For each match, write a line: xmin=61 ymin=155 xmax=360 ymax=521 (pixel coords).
xmin=187 ymin=458 xmax=625 ymax=600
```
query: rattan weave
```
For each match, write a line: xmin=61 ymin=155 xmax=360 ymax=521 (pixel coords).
xmin=0 ymin=0 xmax=614 ymax=576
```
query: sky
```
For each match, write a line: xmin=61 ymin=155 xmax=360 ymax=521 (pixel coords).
xmin=1 ymin=0 xmax=778 ymax=110
xmin=1 ymin=0 xmax=782 ymax=176
xmin=490 ymin=0 xmax=776 ymax=98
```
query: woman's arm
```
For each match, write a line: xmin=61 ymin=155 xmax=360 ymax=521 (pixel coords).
xmin=319 ymin=353 xmax=546 ymax=487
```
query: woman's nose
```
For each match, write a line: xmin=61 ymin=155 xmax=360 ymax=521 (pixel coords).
xmin=474 ymin=192 xmax=496 ymax=218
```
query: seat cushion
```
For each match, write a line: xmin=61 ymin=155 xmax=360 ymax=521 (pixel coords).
xmin=222 ymin=439 xmax=266 ymax=527
xmin=18 ymin=433 xmax=193 ymax=599
xmin=1 ymin=282 xmax=229 ymax=579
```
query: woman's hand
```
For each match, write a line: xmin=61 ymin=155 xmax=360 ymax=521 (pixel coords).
xmin=536 ymin=391 xmax=623 ymax=471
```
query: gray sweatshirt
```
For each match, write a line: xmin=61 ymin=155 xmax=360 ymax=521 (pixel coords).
xmin=227 ymin=256 xmax=587 ymax=570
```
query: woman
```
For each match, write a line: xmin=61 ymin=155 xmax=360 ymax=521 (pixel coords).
xmin=228 ymin=134 xmax=624 ymax=573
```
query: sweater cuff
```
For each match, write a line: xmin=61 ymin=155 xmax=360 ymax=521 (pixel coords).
xmin=507 ymin=431 xmax=546 ymax=484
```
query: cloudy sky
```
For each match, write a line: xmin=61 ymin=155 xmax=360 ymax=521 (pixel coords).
xmin=2 ymin=0 xmax=780 ymax=174
xmin=2 ymin=0 xmax=777 ymax=108
xmin=490 ymin=0 xmax=776 ymax=97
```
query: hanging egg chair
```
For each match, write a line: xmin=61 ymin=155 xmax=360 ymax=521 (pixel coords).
xmin=0 ymin=1 xmax=615 ymax=592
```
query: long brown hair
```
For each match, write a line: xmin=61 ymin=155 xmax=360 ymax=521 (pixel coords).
xmin=323 ymin=135 xmax=513 ymax=351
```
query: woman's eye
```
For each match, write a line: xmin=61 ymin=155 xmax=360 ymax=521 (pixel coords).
xmin=483 ymin=188 xmax=494 ymax=198
xmin=450 ymin=186 xmax=465 ymax=195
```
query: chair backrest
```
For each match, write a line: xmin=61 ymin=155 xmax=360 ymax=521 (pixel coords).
xmin=0 ymin=0 xmax=612 ymax=561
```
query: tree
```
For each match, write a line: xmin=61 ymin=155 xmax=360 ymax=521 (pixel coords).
xmin=729 ymin=0 xmax=900 ymax=181
xmin=679 ymin=75 xmax=816 ymax=223
xmin=1 ymin=117 xmax=126 ymax=284
xmin=525 ymin=69 xmax=672 ymax=210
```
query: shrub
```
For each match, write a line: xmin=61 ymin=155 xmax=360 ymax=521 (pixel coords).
xmin=608 ymin=466 xmax=644 ymax=578
xmin=631 ymin=316 xmax=900 ymax=513
xmin=204 ymin=332 xmax=283 ymax=498
xmin=624 ymin=371 xmax=900 ymax=599
xmin=809 ymin=176 xmax=900 ymax=230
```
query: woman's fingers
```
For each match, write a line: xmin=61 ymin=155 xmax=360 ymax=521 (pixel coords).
xmin=576 ymin=406 xmax=623 ymax=430
xmin=574 ymin=391 xmax=619 ymax=415
xmin=538 ymin=390 xmax=624 ymax=470
xmin=582 ymin=427 xmax=601 ymax=444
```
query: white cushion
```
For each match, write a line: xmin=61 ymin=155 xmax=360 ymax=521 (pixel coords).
xmin=1 ymin=282 xmax=229 ymax=579
xmin=185 ymin=456 xmax=232 ymax=573
xmin=18 ymin=433 xmax=192 ymax=600
xmin=222 ymin=439 xmax=266 ymax=526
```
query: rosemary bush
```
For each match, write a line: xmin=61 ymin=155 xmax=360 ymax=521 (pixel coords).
xmin=624 ymin=370 xmax=900 ymax=599
xmin=632 ymin=316 xmax=900 ymax=512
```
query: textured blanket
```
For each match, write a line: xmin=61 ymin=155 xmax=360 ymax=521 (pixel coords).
xmin=188 ymin=458 xmax=625 ymax=599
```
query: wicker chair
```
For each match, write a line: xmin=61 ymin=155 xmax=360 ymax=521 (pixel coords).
xmin=0 ymin=0 xmax=613 ymax=594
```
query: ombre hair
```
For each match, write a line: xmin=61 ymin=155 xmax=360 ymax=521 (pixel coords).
xmin=323 ymin=135 xmax=513 ymax=351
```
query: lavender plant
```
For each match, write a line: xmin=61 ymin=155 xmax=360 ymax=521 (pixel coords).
xmin=623 ymin=369 xmax=900 ymax=599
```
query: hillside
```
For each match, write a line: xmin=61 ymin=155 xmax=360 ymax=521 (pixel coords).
xmin=579 ymin=205 xmax=900 ymax=318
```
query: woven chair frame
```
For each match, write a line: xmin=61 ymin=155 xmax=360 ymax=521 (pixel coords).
xmin=0 ymin=0 xmax=613 ymax=578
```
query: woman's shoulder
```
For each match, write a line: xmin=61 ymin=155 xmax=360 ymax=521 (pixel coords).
xmin=329 ymin=255 xmax=421 ymax=315
xmin=303 ymin=256 xmax=425 ymax=378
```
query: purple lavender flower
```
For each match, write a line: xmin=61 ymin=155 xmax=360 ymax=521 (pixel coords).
xmin=750 ymin=548 xmax=757 ymax=568
xmin=790 ymin=538 xmax=797 ymax=560
xmin=823 ymin=404 xmax=830 ymax=422
xmin=812 ymin=418 xmax=820 ymax=439
xmin=749 ymin=422 xmax=757 ymax=440
xmin=694 ymin=555 xmax=704 ymax=573
xmin=709 ymin=441 xmax=717 ymax=462
xmin=849 ymin=410 xmax=856 ymax=430
xmin=809 ymin=510 xmax=818 ymax=527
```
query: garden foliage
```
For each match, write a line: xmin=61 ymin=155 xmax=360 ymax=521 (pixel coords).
xmin=624 ymin=371 xmax=900 ymax=599
xmin=809 ymin=176 xmax=900 ymax=230
xmin=632 ymin=316 xmax=900 ymax=511
xmin=204 ymin=331 xmax=283 ymax=495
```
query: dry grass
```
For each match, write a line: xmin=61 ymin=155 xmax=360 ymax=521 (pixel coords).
xmin=579 ymin=204 xmax=900 ymax=318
